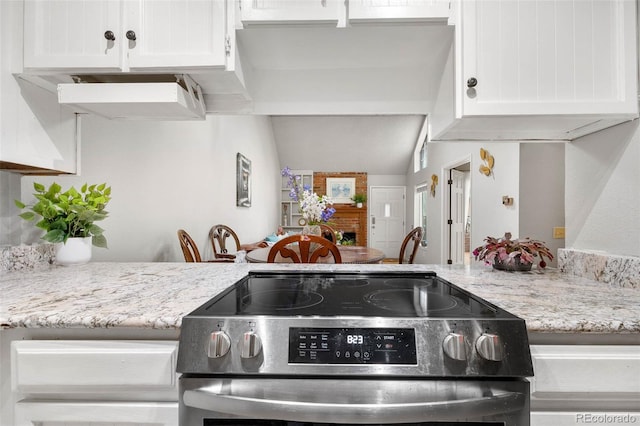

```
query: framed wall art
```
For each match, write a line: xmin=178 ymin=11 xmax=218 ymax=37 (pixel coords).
xmin=326 ymin=177 xmax=355 ymax=204
xmin=236 ymin=153 xmax=251 ymax=207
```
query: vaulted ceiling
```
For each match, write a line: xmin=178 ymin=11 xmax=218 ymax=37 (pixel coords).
xmin=233 ymin=23 xmax=454 ymax=175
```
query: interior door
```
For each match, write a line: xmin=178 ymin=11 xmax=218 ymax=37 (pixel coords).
xmin=449 ymin=169 xmax=465 ymax=265
xmin=369 ymin=186 xmax=405 ymax=260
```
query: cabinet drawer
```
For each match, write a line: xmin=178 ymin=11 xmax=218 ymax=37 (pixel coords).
xmin=11 ymin=340 xmax=178 ymax=392
xmin=530 ymin=345 xmax=640 ymax=395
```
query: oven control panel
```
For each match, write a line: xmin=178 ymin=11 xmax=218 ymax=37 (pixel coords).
xmin=288 ymin=328 xmax=417 ymax=365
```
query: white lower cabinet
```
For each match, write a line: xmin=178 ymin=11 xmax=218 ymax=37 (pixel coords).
xmin=15 ymin=401 xmax=177 ymax=426
xmin=11 ymin=340 xmax=179 ymax=426
xmin=532 ymin=412 xmax=640 ymax=426
xmin=529 ymin=345 xmax=640 ymax=426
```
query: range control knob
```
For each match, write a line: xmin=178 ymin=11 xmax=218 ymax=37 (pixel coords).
xmin=475 ymin=333 xmax=504 ymax=361
xmin=240 ymin=332 xmax=262 ymax=359
xmin=207 ymin=331 xmax=231 ymax=358
xmin=442 ymin=332 xmax=467 ymax=361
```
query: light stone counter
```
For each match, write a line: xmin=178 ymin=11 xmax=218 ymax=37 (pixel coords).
xmin=1 ymin=262 xmax=638 ymax=336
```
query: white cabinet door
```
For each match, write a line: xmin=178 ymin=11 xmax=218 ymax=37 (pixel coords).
xmin=14 ymin=401 xmax=178 ymax=426
xmin=24 ymin=0 xmax=228 ymax=72
xmin=11 ymin=340 xmax=179 ymax=426
xmin=349 ymin=0 xmax=450 ymax=23
xmin=532 ymin=412 xmax=640 ymax=426
xmin=2 ymin=0 xmax=78 ymax=175
xmin=125 ymin=0 xmax=228 ymax=70
xmin=430 ymin=0 xmax=638 ymax=141
xmin=460 ymin=0 xmax=636 ymax=117
xmin=0 ymin=78 xmax=79 ymax=174
xmin=23 ymin=0 xmax=122 ymax=71
xmin=529 ymin=344 xmax=640 ymax=419
xmin=239 ymin=0 xmax=342 ymax=25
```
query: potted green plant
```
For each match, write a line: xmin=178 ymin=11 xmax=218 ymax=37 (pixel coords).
xmin=351 ymin=193 xmax=367 ymax=208
xmin=473 ymin=232 xmax=553 ymax=271
xmin=15 ymin=182 xmax=111 ymax=265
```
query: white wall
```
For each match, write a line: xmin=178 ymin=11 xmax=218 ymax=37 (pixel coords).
xmin=368 ymin=175 xmax=406 ymax=187
xmin=565 ymin=119 xmax=640 ymax=257
xmin=408 ymin=142 xmax=521 ymax=264
xmin=520 ymin=143 xmax=565 ymax=268
xmin=0 ymin=171 xmax=21 ymax=246
xmin=20 ymin=114 xmax=281 ymax=262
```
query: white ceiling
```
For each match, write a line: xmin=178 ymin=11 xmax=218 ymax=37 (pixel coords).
xmin=230 ymin=23 xmax=454 ymax=175
xmin=273 ymin=114 xmax=426 ymax=175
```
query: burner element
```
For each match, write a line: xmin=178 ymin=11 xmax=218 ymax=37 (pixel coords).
xmin=384 ymin=278 xmax=435 ymax=288
xmin=335 ymin=279 xmax=370 ymax=287
xmin=365 ymin=288 xmax=457 ymax=315
xmin=242 ymin=289 xmax=324 ymax=311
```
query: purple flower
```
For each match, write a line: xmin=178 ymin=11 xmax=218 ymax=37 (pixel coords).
xmin=321 ymin=207 xmax=336 ymax=222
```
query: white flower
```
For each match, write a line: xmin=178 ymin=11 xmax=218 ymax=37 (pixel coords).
xmin=300 ymin=190 xmax=335 ymax=225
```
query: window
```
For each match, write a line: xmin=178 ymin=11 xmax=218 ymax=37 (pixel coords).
xmin=419 ymin=139 xmax=427 ymax=170
xmin=415 ymin=183 xmax=428 ymax=247
xmin=412 ymin=123 xmax=428 ymax=173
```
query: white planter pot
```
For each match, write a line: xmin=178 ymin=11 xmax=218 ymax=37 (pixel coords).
xmin=55 ymin=237 xmax=92 ymax=266
xmin=356 ymin=202 xmax=363 ymax=208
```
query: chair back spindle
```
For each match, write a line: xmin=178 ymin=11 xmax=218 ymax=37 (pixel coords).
xmin=267 ymin=234 xmax=342 ymax=264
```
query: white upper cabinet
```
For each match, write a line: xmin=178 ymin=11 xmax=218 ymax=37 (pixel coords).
xmin=1 ymin=0 xmax=78 ymax=175
xmin=239 ymin=0 xmax=343 ymax=26
xmin=23 ymin=0 xmax=229 ymax=72
xmin=430 ymin=0 xmax=638 ymax=141
xmin=238 ymin=0 xmax=449 ymax=26
xmin=349 ymin=0 xmax=450 ymax=23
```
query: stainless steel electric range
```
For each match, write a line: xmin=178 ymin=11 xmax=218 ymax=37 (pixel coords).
xmin=177 ymin=270 xmax=533 ymax=425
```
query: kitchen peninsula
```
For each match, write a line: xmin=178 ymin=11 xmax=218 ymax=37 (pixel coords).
xmin=2 ymin=262 xmax=639 ymax=334
xmin=1 ymin=262 xmax=639 ymax=425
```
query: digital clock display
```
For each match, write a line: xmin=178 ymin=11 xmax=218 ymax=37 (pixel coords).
xmin=346 ymin=335 xmax=363 ymax=344
xmin=288 ymin=327 xmax=416 ymax=365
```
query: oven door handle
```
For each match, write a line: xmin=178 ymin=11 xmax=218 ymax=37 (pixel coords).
xmin=183 ymin=386 xmax=525 ymax=423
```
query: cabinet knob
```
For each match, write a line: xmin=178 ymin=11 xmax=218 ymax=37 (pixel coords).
xmin=126 ymin=30 xmax=137 ymax=41
xmin=104 ymin=30 xmax=115 ymax=41
xmin=467 ymin=77 xmax=478 ymax=88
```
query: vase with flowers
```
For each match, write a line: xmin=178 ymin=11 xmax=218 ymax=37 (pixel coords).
xmin=473 ymin=232 xmax=553 ymax=271
xmin=281 ymin=167 xmax=336 ymax=236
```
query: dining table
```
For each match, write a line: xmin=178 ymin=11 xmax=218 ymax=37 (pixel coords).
xmin=245 ymin=245 xmax=386 ymax=264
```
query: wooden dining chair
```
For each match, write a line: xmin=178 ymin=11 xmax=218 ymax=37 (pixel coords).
xmin=267 ymin=234 xmax=342 ymax=264
xmin=319 ymin=224 xmax=336 ymax=243
xmin=177 ymin=229 xmax=203 ymax=262
xmin=209 ymin=224 xmax=268 ymax=261
xmin=398 ymin=226 xmax=423 ymax=264
xmin=209 ymin=224 xmax=241 ymax=261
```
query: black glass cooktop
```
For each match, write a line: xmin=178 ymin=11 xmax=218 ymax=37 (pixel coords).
xmin=190 ymin=271 xmax=515 ymax=319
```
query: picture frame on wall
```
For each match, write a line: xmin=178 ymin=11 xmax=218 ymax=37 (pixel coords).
xmin=236 ymin=153 xmax=251 ymax=207
xmin=326 ymin=177 xmax=355 ymax=204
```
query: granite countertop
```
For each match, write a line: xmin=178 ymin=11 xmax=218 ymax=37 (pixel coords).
xmin=1 ymin=262 xmax=638 ymax=335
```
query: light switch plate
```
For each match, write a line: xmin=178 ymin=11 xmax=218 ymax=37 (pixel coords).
xmin=553 ymin=227 xmax=565 ymax=239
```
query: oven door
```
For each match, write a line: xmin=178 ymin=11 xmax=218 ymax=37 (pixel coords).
xmin=179 ymin=377 xmax=530 ymax=425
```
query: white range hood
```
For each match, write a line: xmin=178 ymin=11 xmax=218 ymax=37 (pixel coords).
xmin=57 ymin=74 xmax=206 ymax=120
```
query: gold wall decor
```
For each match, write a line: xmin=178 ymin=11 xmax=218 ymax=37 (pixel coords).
xmin=479 ymin=148 xmax=494 ymax=176
xmin=430 ymin=174 xmax=438 ymax=197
